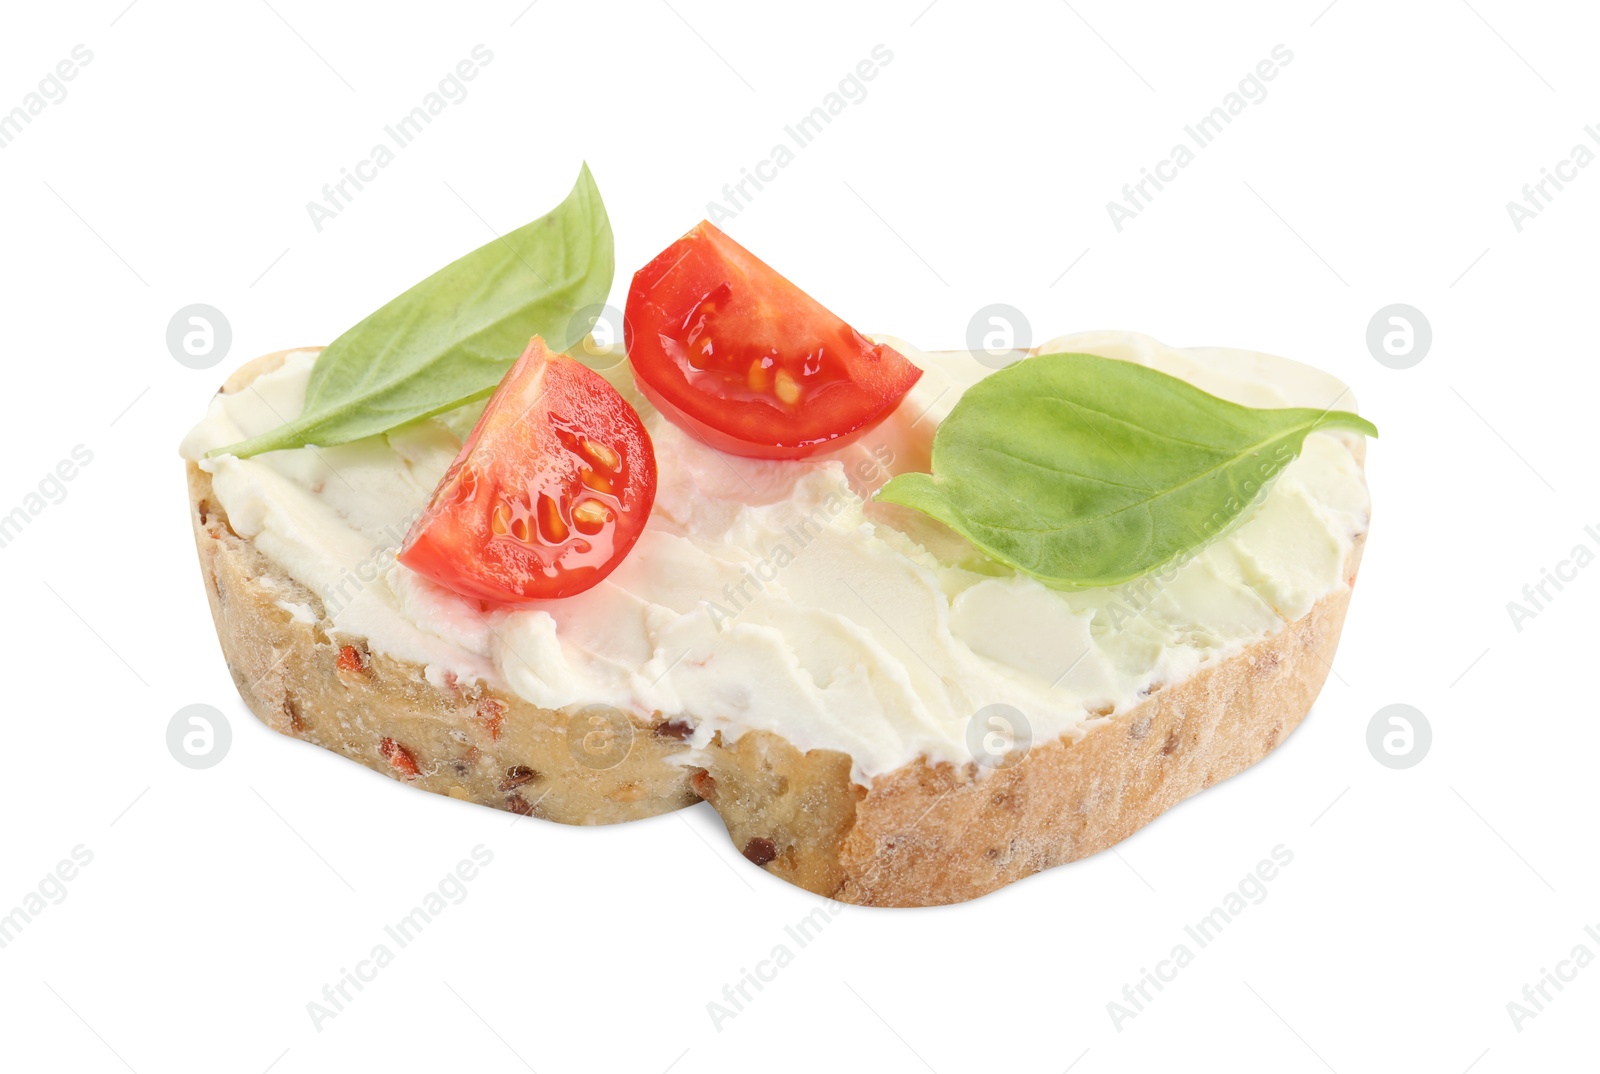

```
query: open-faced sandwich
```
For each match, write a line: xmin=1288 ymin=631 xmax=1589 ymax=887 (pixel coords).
xmin=181 ymin=166 xmax=1373 ymax=906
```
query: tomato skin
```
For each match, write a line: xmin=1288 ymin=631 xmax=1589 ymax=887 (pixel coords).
xmin=624 ymin=221 xmax=922 ymax=459
xmin=398 ymin=337 xmax=656 ymax=603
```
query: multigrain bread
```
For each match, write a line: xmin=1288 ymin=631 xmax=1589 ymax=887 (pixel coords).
xmin=188 ymin=351 xmax=1364 ymax=907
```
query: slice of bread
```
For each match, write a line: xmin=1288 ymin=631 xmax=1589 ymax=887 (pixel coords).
xmin=188 ymin=351 xmax=1364 ymax=907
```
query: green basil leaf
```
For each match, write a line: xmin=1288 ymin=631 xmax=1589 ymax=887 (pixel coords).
xmin=214 ymin=163 xmax=612 ymax=458
xmin=876 ymin=353 xmax=1377 ymax=589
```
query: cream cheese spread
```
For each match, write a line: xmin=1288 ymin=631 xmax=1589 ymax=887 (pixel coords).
xmin=180 ymin=332 xmax=1370 ymax=783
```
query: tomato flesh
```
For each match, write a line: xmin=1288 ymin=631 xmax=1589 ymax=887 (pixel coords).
xmin=398 ymin=336 xmax=656 ymax=602
xmin=625 ymin=221 xmax=922 ymax=459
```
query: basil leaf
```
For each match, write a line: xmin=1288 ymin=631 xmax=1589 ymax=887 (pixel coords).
xmin=214 ymin=163 xmax=613 ymax=458
xmin=876 ymin=353 xmax=1377 ymax=589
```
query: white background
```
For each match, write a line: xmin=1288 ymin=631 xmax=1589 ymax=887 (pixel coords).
xmin=1 ymin=0 xmax=1595 ymax=1071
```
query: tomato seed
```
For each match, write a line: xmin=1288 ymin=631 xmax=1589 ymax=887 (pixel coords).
xmin=774 ymin=369 xmax=801 ymax=405
xmin=580 ymin=436 xmax=620 ymax=472
xmin=572 ymin=499 xmax=611 ymax=535
xmin=579 ymin=468 xmax=614 ymax=495
xmin=537 ymin=493 xmax=568 ymax=543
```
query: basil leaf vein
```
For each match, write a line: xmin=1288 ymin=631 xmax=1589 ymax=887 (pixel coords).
xmin=214 ymin=163 xmax=612 ymax=458
xmin=876 ymin=353 xmax=1377 ymax=588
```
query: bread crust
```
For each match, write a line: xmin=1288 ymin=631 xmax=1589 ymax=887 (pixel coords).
xmin=188 ymin=351 xmax=1364 ymax=906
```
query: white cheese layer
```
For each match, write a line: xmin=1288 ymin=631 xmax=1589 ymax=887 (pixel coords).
xmin=180 ymin=333 xmax=1369 ymax=783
